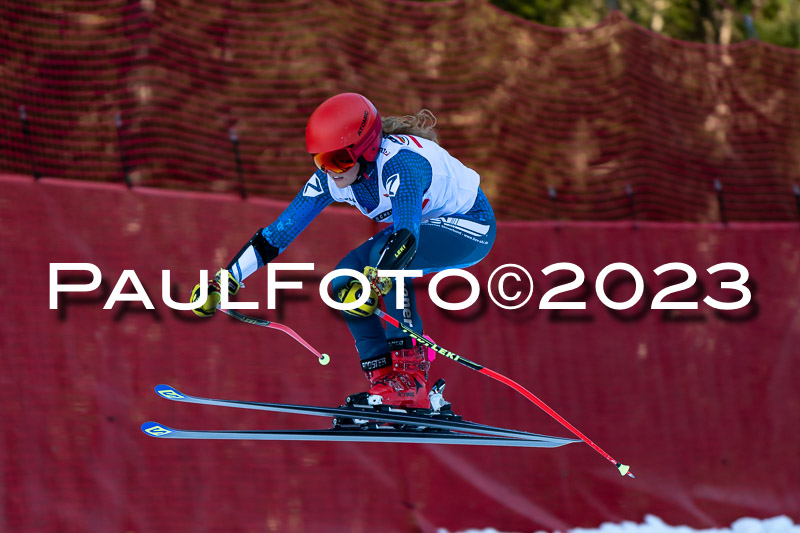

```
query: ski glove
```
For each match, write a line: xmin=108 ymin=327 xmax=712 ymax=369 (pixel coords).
xmin=337 ymin=279 xmax=378 ymax=318
xmin=363 ymin=266 xmax=393 ymax=296
xmin=190 ymin=269 xmax=241 ymax=318
xmin=336 ymin=267 xmax=391 ymax=319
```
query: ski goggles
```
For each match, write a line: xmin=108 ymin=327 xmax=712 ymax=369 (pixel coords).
xmin=312 ymin=148 xmax=356 ymax=173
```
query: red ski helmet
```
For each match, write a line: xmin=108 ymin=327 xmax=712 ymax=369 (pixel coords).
xmin=306 ymin=93 xmax=382 ymax=173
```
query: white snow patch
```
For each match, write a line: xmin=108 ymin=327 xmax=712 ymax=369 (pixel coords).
xmin=438 ymin=515 xmax=800 ymax=533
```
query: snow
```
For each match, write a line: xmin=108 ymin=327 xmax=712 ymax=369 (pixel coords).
xmin=439 ymin=515 xmax=800 ymax=533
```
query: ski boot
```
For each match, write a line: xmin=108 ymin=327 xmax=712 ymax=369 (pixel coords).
xmin=361 ymin=338 xmax=432 ymax=409
xmin=337 ymin=341 xmax=454 ymax=430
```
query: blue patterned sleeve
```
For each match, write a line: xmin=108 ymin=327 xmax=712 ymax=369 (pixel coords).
xmin=262 ymin=171 xmax=334 ymax=253
xmin=382 ymin=150 xmax=432 ymax=241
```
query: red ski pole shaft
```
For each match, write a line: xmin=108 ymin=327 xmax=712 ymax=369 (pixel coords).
xmin=373 ymin=307 xmax=633 ymax=478
xmin=219 ymin=308 xmax=331 ymax=366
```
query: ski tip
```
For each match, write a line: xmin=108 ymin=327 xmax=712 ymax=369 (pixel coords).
xmin=319 ymin=353 xmax=331 ymax=366
xmin=141 ymin=421 xmax=174 ymax=438
xmin=154 ymin=384 xmax=186 ymax=400
xmin=617 ymin=463 xmax=634 ymax=478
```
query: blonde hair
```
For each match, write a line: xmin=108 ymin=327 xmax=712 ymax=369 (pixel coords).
xmin=381 ymin=109 xmax=439 ymax=143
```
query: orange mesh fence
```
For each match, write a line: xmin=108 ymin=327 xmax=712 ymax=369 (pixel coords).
xmin=2 ymin=0 xmax=800 ymax=218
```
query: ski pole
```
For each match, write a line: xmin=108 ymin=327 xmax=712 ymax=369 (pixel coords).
xmin=218 ymin=307 xmax=330 ymax=366
xmin=373 ymin=307 xmax=633 ymax=478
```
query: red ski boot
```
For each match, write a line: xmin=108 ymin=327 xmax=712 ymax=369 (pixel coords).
xmin=362 ymin=339 xmax=431 ymax=409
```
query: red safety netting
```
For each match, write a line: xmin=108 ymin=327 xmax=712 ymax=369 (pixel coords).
xmin=2 ymin=175 xmax=799 ymax=532
xmin=2 ymin=1 xmax=800 ymax=222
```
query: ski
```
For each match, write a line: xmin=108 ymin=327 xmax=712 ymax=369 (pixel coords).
xmin=151 ymin=384 xmax=579 ymax=445
xmin=141 ymin=422 xmax=575 ymax=447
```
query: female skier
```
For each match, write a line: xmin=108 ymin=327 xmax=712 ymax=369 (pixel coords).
xmin=191 ymin=93 xmax=495 ymax=409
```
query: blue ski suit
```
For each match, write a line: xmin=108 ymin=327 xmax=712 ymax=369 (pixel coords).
xmin=229 ymin=134 xmax=495 ymax=362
